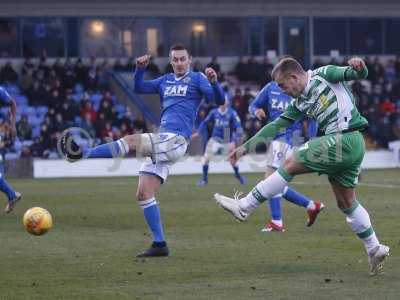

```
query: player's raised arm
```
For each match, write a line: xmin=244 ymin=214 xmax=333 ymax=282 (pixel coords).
xmin=249 ymin=85 xmax=269 ymax=120
xmin=133 ymin=54 xmax=163 ymax=94
xmin=199 ymin=67 xmax=225 ymax=105
xmin=315 ymin=57 xmax=368 ymax=83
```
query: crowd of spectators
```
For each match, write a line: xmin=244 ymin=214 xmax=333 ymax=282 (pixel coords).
xmin=313 ymin=56 xmax=400 ymax=148
xmin=208 ymin=55 xmax=400 ymax=149
xmin=0 ymin=54 xmax=400 ymax=160
xmin=0 ymin=56 xmax=147 ymax=159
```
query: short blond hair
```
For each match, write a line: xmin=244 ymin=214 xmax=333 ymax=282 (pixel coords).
xmin=271 ymin=57 xmax=305 ymax=80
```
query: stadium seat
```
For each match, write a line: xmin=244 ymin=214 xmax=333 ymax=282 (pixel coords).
xmin=72 ymin=94 xmax=82 ymax=103
xmin=15 ymin=95 xmax=28 ymax=106
xmin=74 ymin=116 xmax=82 ymax=125
xmin=32 ymin=127 xmax=41 ymax=138
xmin=116 ymin=104 xmax=126 ymax=117
xmin=75 ymin=84 xmax=84 ymax=94
xmin=0 ymin=107 xmax=9 ymax=116
xmin=6 ymin=84 xmax=21 ymax=96
xmin=22 ymin=140 xmax=34 ymax=147
xmin=48 ymin=151 xmax=60 ymax=159
xmin=5 ymin=152 xmax=20 ymax=160
xmin=20 ymin=106 xmax=35 ymax=116
xmin=36 ymin=106 xmax=49 ymax=116
xmin=28 ymin=116 xmax=42 ymax=127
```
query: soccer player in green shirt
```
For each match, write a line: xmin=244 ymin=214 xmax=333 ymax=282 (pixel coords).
xmin=215 ymin=57 xmax=389 ymax=275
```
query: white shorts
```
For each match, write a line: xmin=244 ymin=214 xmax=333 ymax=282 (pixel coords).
xmin=266 ymin=140 xmax=294 ymax=169
xmin=138 ymin=132 xmax=188 ymax=183
xmin=204 ymin=137 xmax=233 ymax=158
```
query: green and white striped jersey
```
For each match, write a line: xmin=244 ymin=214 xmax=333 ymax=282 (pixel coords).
xmin=282 ymin=65 xmax=369 ymax=135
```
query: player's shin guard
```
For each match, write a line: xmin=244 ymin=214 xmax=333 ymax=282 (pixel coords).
xmin=342 ymin=200 xmax=380 ymax=255
xmin=239 ymin=168 xmax=291 ymax=214
xmin=283 ymin=186 xmax=312 ymax=208
xmin=139 ymin=198 xmax=166 ymax=243
xmin=85 ymin=139 xmax=129 ymax=158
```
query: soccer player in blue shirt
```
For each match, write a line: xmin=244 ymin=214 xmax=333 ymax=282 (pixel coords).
xmin=248 ymin=81 xmax=324 ymax=232
xmin=193 ymin=101 xmax=246 ymax=187
xmin=0 ymin=86 xmax=22 ymax=213
xmin=60 ymin=44 xmax=225 ymax=257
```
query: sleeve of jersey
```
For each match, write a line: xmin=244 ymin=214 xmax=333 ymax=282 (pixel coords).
xmin=316 ymin=65 xmax=368 ymax=83
xmin=242 ymin=117 xmax=293 ymax=152
xmin=199 ymin=73 xmax=225 ymax=105
xmin=133 ymin=67 xmax=162 ymax=94
xmin=0 ymin=87 xmax=12 ymax=105
xmin=281 ymin=102 xmax=303 ymax=122
xmin=249 ymin=86 xmax=268 ymax=117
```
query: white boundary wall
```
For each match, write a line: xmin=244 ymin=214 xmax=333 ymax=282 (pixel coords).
xmin=34 ymin=150 xmax=400 ymax=178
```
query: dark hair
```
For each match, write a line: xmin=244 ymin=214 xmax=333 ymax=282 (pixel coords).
xmin=271 ymin=57 xmax=305 ymax=80
xmin=169 ymin=44 xmax=191 ymax=56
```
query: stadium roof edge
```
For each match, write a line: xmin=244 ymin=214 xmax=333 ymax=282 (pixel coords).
xmin=2 ymin=2 xmax=400 ymax=17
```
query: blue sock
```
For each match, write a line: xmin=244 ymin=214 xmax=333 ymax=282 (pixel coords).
xmin=268 ymin=196 xmax=282 ymax=220
xmin=202 ymin=164 xmax=209 ymax=182
xmin=0 ymin=164 xmax=16 ymax=201
xmin=233 ymin=165 xmax=240 ymax=178
xmin=140 ymin=198 xmax=165 ymax=243
xmin=84 ymin=139 xmax=128 ymax=159
xmin=283 ymin=187 xmax=310 ymax=208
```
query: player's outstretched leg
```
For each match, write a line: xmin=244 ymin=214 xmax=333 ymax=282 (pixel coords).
xmin=282 ymin=187 xmax=324 ymax=226
xmin=215 ymin=168 xmax=292 ymax=221
xmin=0 ymin=162 xmax=22 ymax=213
xmin=262 ymin=196 xmax=285 ymax=232
xmin=136 ymin=175 xmax=169 ymax=258
xmin=60 ymin=131 xmax=130 ymax=162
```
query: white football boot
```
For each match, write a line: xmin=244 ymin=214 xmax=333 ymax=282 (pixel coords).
xmin=368 ymin=244 xmax=390 ymax=276
xmin=214 ymin=192 xmax=249 ymax=221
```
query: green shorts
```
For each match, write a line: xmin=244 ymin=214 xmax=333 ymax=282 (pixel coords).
xmin=294 ymin=131 xmax=365 ymax=188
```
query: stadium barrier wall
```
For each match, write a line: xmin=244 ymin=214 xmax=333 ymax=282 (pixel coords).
xmin=33 ymin=150 xmax=400 ymax=178
xmin=6 ymin=158 xmax=33 ymax=178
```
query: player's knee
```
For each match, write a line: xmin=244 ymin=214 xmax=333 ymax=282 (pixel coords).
xmin=123 ymin=134 xmax=140 ymax=150
xmin=264 ymin=167 xmax=275 ymax=178
xmin=336 ymin=196 xmax=353 ymax=210
xmin=282 ymin=157 xmax=297 ymax=176
xmin=136 ymin=187 xmax=154 ymax=201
